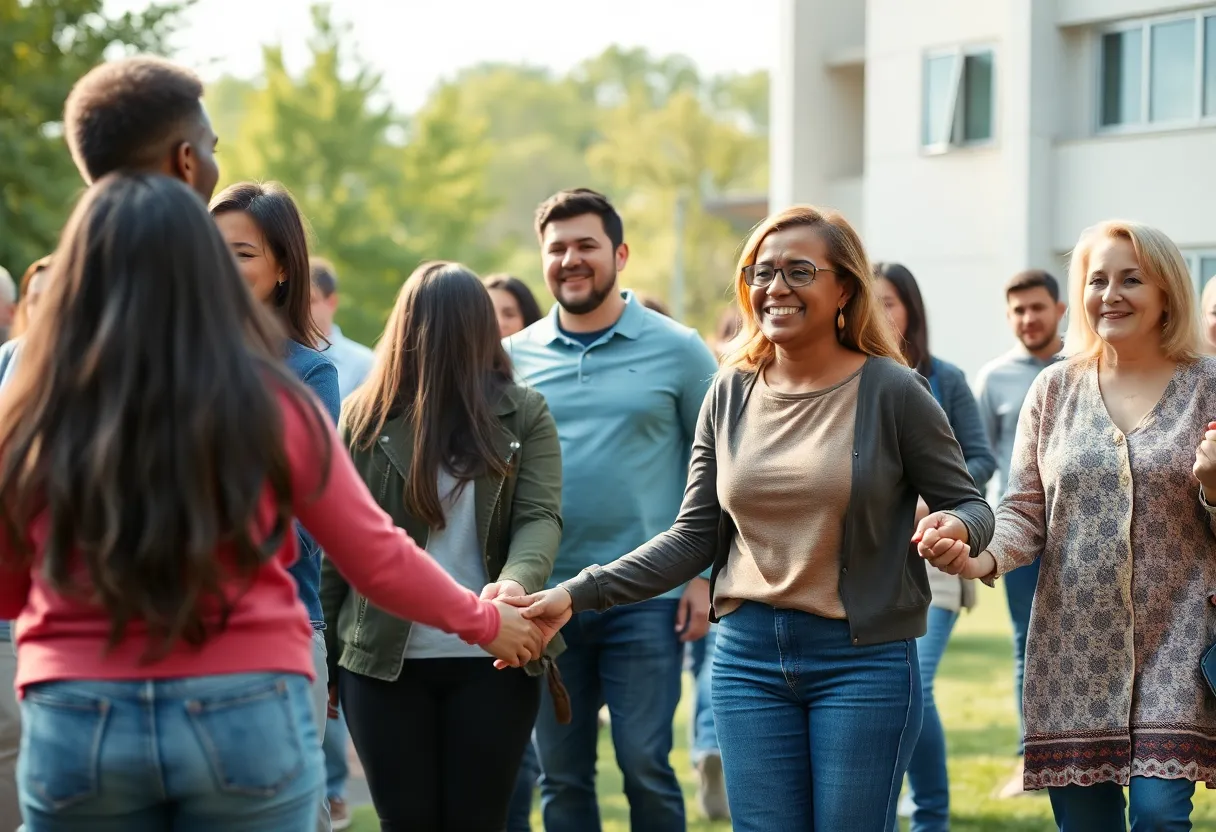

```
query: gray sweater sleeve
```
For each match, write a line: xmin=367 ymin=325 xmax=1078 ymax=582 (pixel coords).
xmin=901 ymin=372 xmax=996 ymax=553
xmin=563 ymin=381 xmax=721 ymax=613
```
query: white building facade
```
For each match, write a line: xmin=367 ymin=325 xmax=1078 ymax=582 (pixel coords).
xmin=771 ymin=0 xmax=1216 ymax=376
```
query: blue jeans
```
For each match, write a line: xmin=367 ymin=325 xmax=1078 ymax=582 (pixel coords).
xmin=896 ymin=606 xmax=958 ymax=832
xmin=687 ymin=625 xmax=719 ymax=763
xmin=17 ymin=673 xmax=324 ymax=832
xmin=506 ymin=736 xmax=539 ymax=832
xmin=322 ymin=706 xmax=349 ymax=801
xmin=1005 ymin=557 xmax=1040 ymax=755
xmin=1049 ymin=777 xmax=1196 ymax=831
xmin=712 ymin=602 xmax=921 ymax=832
xmin=535 ymin=598 xmax=685 ymax=832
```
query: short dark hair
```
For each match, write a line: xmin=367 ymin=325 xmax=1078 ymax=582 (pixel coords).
xmin=64 ymin=57 xmax=206 ymax=182
xmin=209 ymin=181 xmax=322 ymax=349
xmin=483 ymin=274 xmax=543 ymax=327
xmin=1005 ymin=269 xmax=1060 ymax=303
xmin=638 ymin=294 xmax=671 ymax=318
xmin=534 ymin=188 xmax=624 ymax=250
xmin=311 ymin=258 xmax=338 ymax=298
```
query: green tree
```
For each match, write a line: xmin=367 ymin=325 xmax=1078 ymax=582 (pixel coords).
xmin=214 ymin=4 xmax=496 ymax=343
xmin=0 ymin=0 xmax=189 ymax=278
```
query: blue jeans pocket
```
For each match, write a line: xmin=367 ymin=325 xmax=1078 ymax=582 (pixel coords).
xmin=186 ymin=675 xmax=305 ymax=797
xmin=20 ymin=685 xmax=111 ymax=810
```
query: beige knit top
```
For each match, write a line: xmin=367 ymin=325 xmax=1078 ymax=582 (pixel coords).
xmin=714 ymin=367 xmax=861 ymax=619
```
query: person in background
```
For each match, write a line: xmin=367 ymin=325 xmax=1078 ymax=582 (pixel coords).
xmin=0 ymin=268 xmax=14 ymax=344
xmin=211 ymin=181 xmax=340 ymax=832
xmin=973 ymin=269 xmax=1066 ymax=799
xmin=874 ymin=262 xmax=996 ymax=832
xmin=323 ymin=261 xmax=564 ymax=831
xmin=710 ymin=306 xmax=742 ymax=360
xmin=635 ymin=293 xmax=729 ymax=821
xmin=310 ymin=258 xmax=375 ymax=403
xmin=64 ymin=56 xmax=219 ymax=202
xmin=506 ymin=189 xmax=719 ymax=832
xmin=638 ymin=294 xmax=672 ymax=317
xmin=1200 ymin=275 xmax=1216 ymax=353
xmin=922 ymin=220 xmax=1216 ymax=831
xmin=0 ymin=173 xmax=542 ymax=831
xmin=11 ymin=258 xmax=52 ymax=342
xmin=487 ymin=274 xmax=544 ymax=339
xmin=511 ymin=205 xmax=995 ymax=832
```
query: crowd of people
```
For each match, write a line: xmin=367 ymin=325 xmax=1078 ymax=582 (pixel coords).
xmin=0 ymin=52 xmax=1215 ymax=832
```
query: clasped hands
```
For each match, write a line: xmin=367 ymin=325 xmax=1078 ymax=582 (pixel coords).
xmin=480 ymin=580 xmax=565 ymax=669
xmin=913 ymin=511 xmax=993 ymax=580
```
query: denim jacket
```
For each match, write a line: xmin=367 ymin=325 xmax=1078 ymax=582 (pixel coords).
xmin=284 ymin=340 xmax=340 ymax=626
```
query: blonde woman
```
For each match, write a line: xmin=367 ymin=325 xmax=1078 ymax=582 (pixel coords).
xmin=920 ymin=221 xmax=1216 ymax=830
xmin=510 ymin=206 xmax=994 ymax=831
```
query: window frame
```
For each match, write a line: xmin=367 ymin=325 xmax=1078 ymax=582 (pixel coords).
xmin=1185 ymin=249 xmax=1216 ymax=294
xmin=1094 ymin=7 xmax=1216 ymax=135
xmin=921 ymin=43 xmax=998 ymax=155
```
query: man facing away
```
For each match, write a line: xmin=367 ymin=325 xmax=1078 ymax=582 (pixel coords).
xmin=310 ymin=258 xmax=375 ymax=402
xmin=506 ymin=189 xmax=719 ymax=832
xmin=974 ymin=268 xmax=1066 ymax=799
xmin=0 ymin=55 xmax=222 ymax=832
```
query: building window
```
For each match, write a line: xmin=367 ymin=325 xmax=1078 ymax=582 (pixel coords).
xmin=1099 ymin=9 xmax=1216 ymax=129
xmin=1188 ymin=251 xmax=1216 ymax=293
xmin=922 ymin=47 xmax=995 ymax=151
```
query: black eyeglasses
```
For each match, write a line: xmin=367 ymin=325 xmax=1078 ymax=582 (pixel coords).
xmin=742 ymin=261 xmax=835 ymax=288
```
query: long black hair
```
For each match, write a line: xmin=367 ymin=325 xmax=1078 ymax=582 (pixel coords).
xmin=0 ymin=173 xmax=329 ymax=661
xmin=210 ymin=181 xmax=324 ymax=349
xmin=874 ymin=261 xmax=932 ymax=377
xmin=345 ymin=262 xmax=512 ymax=530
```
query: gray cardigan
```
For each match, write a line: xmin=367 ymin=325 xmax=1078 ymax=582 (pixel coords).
xmin=563 ymin=356 xmax=995 ymax=646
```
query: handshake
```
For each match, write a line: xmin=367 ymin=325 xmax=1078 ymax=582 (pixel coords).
xmin=480 ymin=580 xmax=574 ymax=669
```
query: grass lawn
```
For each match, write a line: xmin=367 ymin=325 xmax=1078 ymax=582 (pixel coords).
xmin=350 ymin=587 xmax=1216 ymax=830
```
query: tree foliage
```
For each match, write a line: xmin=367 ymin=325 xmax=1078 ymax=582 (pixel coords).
xmin=0 ymin=0 xmax=190 ymax=278
xmin=2 ymin=1 xmax=768 ymax=338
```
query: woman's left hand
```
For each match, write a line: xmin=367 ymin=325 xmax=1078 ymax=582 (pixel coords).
xmin=1193 ymin=421 xmax=1216 ymax=493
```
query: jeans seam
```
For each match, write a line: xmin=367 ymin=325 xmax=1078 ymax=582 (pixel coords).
xmin=773 ymin=611 xmax=799 ymax=695
xmin=883 ymin=639 xmax=917 ymax=831
xmin=147 ymin=683 xmax=167 ymax=801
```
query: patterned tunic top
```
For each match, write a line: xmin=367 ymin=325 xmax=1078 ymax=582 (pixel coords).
xmin=989 ymin=356 xmax=1216 ymax=790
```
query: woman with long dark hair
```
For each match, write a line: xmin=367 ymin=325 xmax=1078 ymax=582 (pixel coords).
xmin=0 ymin=174 xmax=543 ymax=831
xmin=485 ymin=274 xmax=543 ymax=338
xmin=322 ymin=261 xmax=565 ymax=831
xmin=873 ymin=262 xmax=995 ymax=832
xmin=209 ymin=182 xmax=339 ymax=829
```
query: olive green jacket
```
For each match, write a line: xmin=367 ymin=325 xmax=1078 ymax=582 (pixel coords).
xmin=320 ymin=382 xmax=564 ymax=683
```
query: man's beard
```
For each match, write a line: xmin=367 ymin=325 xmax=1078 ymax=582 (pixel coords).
xmin=1021 ymin=329 xmax=1059 ymax=353
xmin=557 ymin=268 xmax=617 ymax=316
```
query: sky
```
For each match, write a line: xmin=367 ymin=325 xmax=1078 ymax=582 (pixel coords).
xmin=107 ymin=0 xmax=777 ymax=113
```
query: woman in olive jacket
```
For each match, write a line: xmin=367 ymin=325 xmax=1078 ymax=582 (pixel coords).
xmin=320 ymin=262 xmax=565 ymax=832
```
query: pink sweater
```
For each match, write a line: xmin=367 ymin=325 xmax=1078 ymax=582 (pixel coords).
xmin=0 ymin=390 xmax=502 ymax=694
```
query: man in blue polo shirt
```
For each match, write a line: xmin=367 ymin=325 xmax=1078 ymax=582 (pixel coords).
xmin=506 ymin=188 xmax=718 ymax=832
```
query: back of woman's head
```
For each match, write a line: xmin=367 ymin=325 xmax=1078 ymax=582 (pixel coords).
xmin=209 ymin=181 xmax=322 ymax=349
xmin=0 ymin=173 xmax=323 ymax=660
xmin=873 ymin=262 xmax=932 ymax=376
xmin=345 ymin=261 xmax=512 ymax=529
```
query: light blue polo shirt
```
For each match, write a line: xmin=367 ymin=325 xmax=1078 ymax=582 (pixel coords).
xmin=505 ymin=291 xmax=719 ymax=597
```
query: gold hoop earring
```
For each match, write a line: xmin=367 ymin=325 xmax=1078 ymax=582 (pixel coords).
xmin=836 ymin=307 xmax=845 ymax=331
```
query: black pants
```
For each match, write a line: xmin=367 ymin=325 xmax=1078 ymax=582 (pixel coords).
xmin=340 ymin=658 xmax=542 ymax=832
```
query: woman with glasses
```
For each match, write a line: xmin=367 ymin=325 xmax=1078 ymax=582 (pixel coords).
xmin=509 ymin=205 xmax=994 ymax=832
